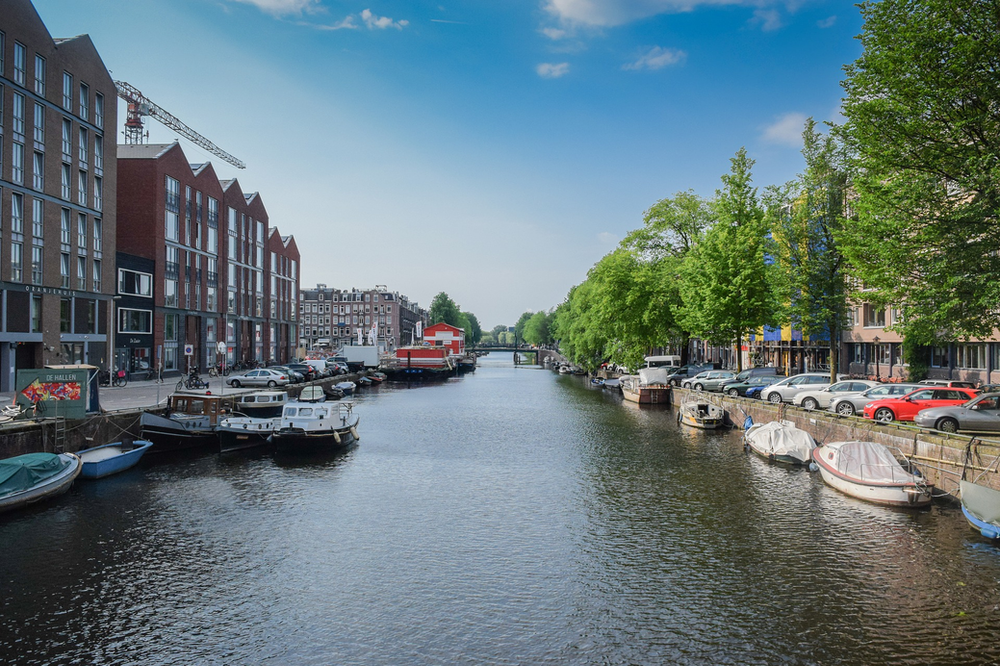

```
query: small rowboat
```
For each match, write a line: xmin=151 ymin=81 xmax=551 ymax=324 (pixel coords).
xmin=960 ymin=480 xmax=1000 ymax=540
xmin=77 ymin=440 xmax=153 ymax=479
xmin=811 ymin=441 xmax=933 ymax=507
xmin=0 ymin=452 xmax=81 ymax=512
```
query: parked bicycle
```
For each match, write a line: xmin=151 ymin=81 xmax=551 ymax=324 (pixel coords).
xmin=98 ymin=369 xmax=128 ymax=388
xmin=177 ymin=370 xmax=210 ymax=392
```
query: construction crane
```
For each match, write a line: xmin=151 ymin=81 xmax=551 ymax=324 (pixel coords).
xmin=114 ymin=80 xmax=246 ymax=169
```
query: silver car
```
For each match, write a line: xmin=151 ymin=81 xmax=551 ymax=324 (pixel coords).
xmin=226 ymin=368 xmax=290 ymax=388
xmin=828 ymin=383 xmax=922 ymax=417
xmin=759 ymin=373 xmax=844 ymax=404
xmin=683 ymin=370 xmax=736 ymax=392
xmin=793 ymin=380 xmax=881 ymax=411
xmin=913 ymin=392 xmax=1000 ymax=433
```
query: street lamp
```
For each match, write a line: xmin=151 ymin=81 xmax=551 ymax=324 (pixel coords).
xmin=109 ymin=295 xmax=121 ymax=373
xmin=873 ymin=335 xmax=881 ymax=381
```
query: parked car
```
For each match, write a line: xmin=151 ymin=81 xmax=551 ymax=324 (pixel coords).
xmin=724 ymin=375 xmax=778 ymax=397
xmin=719 ymin=367 xmax=779 ymax=391
xmin=918 ymin=379 xmax=979 ymax=390
xmin=326 ymin=360 xmax=349 ymax=375
xmin=665 ymin=364 xmax=716 ymax=387
xmin=829 ymin=383 xmax=922 ymax=417
xmin=286 ymin=362 xmax=318 ymax=382
xmin=913 ymin=392 xmax=1000 ymax=433
xmin=270 ymin=365 xmax=304 ymax=384
xmin=792 ymin=380 xmax=881 ymax=411
xmin=759 ymin=373 xmax=845 ymax=404
xmin=683 ymin=370 xmax=736 ymax=392
xmin=863 ymin=387 xmax=979 ymax=423
xmin=226 ymin=368 xmax=290 ymax=388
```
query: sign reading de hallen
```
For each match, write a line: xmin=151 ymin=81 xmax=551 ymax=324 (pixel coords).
xmin=15 ymin=368 xmax=91 ymax=420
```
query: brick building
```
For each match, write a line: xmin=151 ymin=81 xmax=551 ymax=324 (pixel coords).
xmin=0 ymin=0 xmax=117 ymax=390
xmin=299 ymin=284 xmax=426 ymax=352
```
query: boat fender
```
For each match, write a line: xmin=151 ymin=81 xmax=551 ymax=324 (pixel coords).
xmin=676 ymin=410 xmax=681 ymax=425
xmin=333 ymin=431 xmax=341 ymax=444
xmin=808 ymin=462 xmax=819 ymax=473
xmin=350 ymin=426 xmax=359 ymax=441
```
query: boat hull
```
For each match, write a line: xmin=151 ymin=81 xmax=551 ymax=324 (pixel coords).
xmin=140 ymin=412 xmax=218 ymax=453
xmin=0 ymin=453 xmax=81 ymax=513
xmin=812 ymin=450 xmax=933 ymax=507
xmin=679 ymin=413 xmax=723 ymax=429
xmin=218 ymin=418 xmax=279 ymax=453
xmin=271 ymin=425 xmax=358 ymax=453
xmin=621 ymin=385 xmax=672 ymax=405
xmin=962 ymin=504 xmax=1000 ymax=539
xmin=78 ymin=441 xmax=153 ymax=479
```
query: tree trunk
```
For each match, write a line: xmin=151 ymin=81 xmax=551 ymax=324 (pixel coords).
xmin=829 ymin=328 xmax=840 ymax=384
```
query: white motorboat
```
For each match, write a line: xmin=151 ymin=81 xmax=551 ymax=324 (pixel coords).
xmin=811 ymin=441 xmax=933 ymax=507
xmin=678 ymin=400 xmax=725 ymax=429
xmin=271 ymin=386 xmax=360 ymax=453
xmin=743 ymin=420 xmax=815 ymax=465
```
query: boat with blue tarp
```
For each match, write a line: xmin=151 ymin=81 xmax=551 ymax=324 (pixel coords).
xmin=0 ymin=452 xmax=81 ymax=513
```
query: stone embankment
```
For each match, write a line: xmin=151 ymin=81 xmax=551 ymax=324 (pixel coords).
xmin=0 ymin=372 xmax=369 ymax=460
xmin=674 ymin=387 xmax=1000 ymax=498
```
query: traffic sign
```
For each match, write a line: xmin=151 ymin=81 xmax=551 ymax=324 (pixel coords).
xmin=184 ymin=344 xmax=194 ymax=356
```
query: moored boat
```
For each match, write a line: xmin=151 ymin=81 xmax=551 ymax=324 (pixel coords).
xmin=140 ymin=390 xmax=239 ymax=453
xmin=77 ymin=440 xmax=153 ymax=479
xmin=271 ymin=386 xmax=360 ymax=453
xmin=381 ymin=346 xmax=456 ymax=381
xmin=811 ymin=441 xmax=933 ymax=507
xmin=0 ymin=452 xmax=81 ymax=513
xmin=621 ymin=368 xmax=672 ymax=405
xmin=235 ymin=391 xmax=288 ymax=419
xmin=960 ymin=480 xmax=1000 ymax=539
xmin=679 ymin=400 xmax=725 ymax=429
xmin=218 ymin=416 xmax=280 ymax=453
xmin=336 ymin=381 xmax=356 ymax=395
xmin=743 ymin=419 xmax=815 ymax=465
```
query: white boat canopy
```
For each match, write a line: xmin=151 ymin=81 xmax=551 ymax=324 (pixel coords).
xmin=822 ymin=441 xmax=920 ymax=484
xmin=745 ymin=420 xmax=816 ymax=463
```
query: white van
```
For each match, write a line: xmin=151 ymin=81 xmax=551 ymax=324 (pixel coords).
xmin=644 ymin=355 xmax=681 ymax=369
xmin=303 ymin=359 xmax=329 ymax=377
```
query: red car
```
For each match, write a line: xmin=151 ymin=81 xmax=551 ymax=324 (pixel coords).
xmin=863 ymin=387 xmax=978 ymax=423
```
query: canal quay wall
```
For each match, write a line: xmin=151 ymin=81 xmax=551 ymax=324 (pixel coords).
xmin=0 ymin=372 xmax=369 ymax=460
xmin=673 ymin=387 xmax=1000 ymax=498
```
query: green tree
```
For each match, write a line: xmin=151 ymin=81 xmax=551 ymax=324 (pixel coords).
xmin=429 ymin=292 xmax=463 ymax=327
xmin=523 ymin=311 xmax=552 ymax=346
xmin=552 ymin=283 xmax=607 ymax=371
xmin=839 ymin=0 xmax=1000 ymax=342
xmin=679 ymin=148 xmax=778 ymax=372
xmin=491 ymin=324 xmax=507 ymax=343
xmin=462 ymin=312 xmax=482 ymax=346
xmin=514 ymin=311 xmax=534 ymax=343
xmin=771 ymin=119 xmax=851 ymax=382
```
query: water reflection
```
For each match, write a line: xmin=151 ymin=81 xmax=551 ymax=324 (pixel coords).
xmin=2 ymin=353 xmax=1000 ymax=665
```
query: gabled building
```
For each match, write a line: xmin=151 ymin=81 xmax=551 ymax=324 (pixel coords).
xmin=299 ymin=284 xmax=426 ymax=352
xmin=424 ymin=322 xmax=464 ymax=356
xmin=0 ymin=0 xmax=117 ymax=389
xmin=266 ymin=228 xmax=298 ymax=363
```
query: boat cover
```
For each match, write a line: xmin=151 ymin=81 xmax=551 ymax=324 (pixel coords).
xmin=0 ymin=453 xmax=71 ymax=498
xmin=824 ymin=441 xmax=919 ymax=484
xmin=638 ymin=368 xmax=670 ymax=386
xmin=745 ymin=420 xmax=815 ymax=462
xmin=961 ymin=480 xmax=1000 ymax=525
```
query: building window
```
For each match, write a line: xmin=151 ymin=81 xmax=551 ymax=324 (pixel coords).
xmin=93 ymin=259 xmax=101 ymax=291
xmin=60 ymin=298 xmax=71 ymax=333
xmin=33 ymin=103 xmax=44 ymax=145
xmin=78 ymin=170 xmax=87 ymax=206
xmin=11 ymin=243 xmax=23 ymax=281
xmin=931 ymin=346 xmax=949 ymax=368
xmin=61 ymin=163 xmax=71 ymax=199
xmin=77 ymin=256 xmax=86 ymax=290
xmin=79 ymin=82 xmax=89 ymax=121
xmin=11 ymin=192 xmax=24 ymax=233
xmin=30 ymin=246 xmax=42 ymax=285
xmin=119 ymin=309 xmax=152 ymax=334
xmin=30 ymin=296 xmax=41 ymax=333
xmin=61 ymin=118 xmax=71 ymax=158
xmin=165 ymin=175 xmax=180 ymax=210
xmin=94 ymin=177 xmax=102 ymax=210
xmin=863 ymin=304 xmax=886 ymax=328
xmin=94 ymin=137 xmax=103 ymax=173
xmin=118 ymin=268 xmax=152 ymax=297
xmin=60 ymin=252 xmax=70 ymax=288
xmin=95 ymin=93 xmax=104 ymax=128
xmin=61 ymin=209 xmax=71 ymax=245
xmin=93 ymin=218 xmax=102 ymax=252
xmin=0 ymin=32 xmax=4 ymax=75
xmin=79 ymin=126 xmax=88 ymax=164
xmin=32 ymin=198 xmax=43 ymax=238
xmin=62 ymin=72 xmax=73 ymax=110
xmin=164 ymin=279 xmax=178 ymax=307
xmin=33 ymin=54 xmax=45 ymax=95
xmin=12 ymin=142 xmax=24 ymax=185
xmin=12 ymin=92 xmax=24 ymax=137
xmin=955 ymin=343 xmax=987 ymax=370
xmin=32 ymin=152 xmax=43 ymax=190
xmin=165 ymin=210 xmax=179 ymax=241
xmin=78 ymin=213 xmax=87 ymax=249
xmin=164 ymin=314 xmax=178 ymax=341
xmin=13 ymin=42 xmax=25 ymax=85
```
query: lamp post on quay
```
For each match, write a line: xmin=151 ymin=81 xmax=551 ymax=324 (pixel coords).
xmin=873 ymin=335 xmax=881 ymax=382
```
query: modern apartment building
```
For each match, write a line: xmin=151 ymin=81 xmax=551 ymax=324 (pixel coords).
xmin=299 ymin=284 xmax=426 ymax=352
xmin=0 ymin=0 xmax=117 ymax=390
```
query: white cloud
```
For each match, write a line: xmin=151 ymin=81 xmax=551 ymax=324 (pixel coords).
xmin=751 ymin=8 xmax=783 ymax=31
xmin=623 ymin=46 xmax=686 ymax=71
xmin=545 ymin=0 xmax=748 ymax=27
xmin=817 ymin=15 xmax=836 ymax=28
xmin=314 ymin=16 xmax=358 ymax=30
xmin=228 ymin=0 xmax=321 ymax=16
xmin=536 ymin=62 xmax=570 ymax=78
xmin=762 ymin=112 xmax=808 ymax=147
xmin=361 ymin=8 xmax=409 ymax=30
xmin=542 ymin=27 xmax=568 ymax=40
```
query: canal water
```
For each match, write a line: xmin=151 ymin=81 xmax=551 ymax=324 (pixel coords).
xmin=2 ymin=353 xmax=1000 ymax=665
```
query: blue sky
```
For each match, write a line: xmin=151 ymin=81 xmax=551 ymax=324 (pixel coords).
xmin=33 ymin=0 xmax=862 ymax=328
